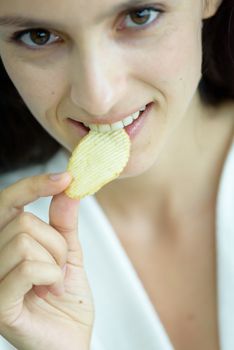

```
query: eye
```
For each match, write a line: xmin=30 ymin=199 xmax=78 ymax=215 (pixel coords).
xmin=8 ymin=29 xmax=61 ymax=49
xmin=119 ymin=7 xmax=162 ymax=30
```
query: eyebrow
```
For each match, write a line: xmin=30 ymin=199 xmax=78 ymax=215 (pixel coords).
xmin=0 ymin=0 xmax=152 ymax=29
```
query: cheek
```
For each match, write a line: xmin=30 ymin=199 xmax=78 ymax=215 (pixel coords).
xmin=0 ymin=55 xmax=64 ymax=127
xmin=129 ymin=23 xmax=202 ymax=104
xmin=120 ymin=24 xmax=203 ymax=176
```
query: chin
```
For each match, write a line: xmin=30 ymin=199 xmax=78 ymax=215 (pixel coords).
xmin=119 ymin=153 xmax=160 ymax=179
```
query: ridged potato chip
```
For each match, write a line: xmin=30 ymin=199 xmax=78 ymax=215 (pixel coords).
xmin=65 ymin=129 xmax=130 ymax=199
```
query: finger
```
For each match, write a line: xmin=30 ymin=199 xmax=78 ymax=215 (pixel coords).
xmin=33 ymin=264 xmax=66 ymax=299
xmin=32 ymin=285 xmax=49 ymax=299
xmin=0 ymin=261 xmax=63 ymax=315
xmin=0 ymin=232 xmax=63 ymax=299
xmin=0 ymin=172 xmax=72 ymax=230
xmin=33 ymin=263 xmax=67 ymax=299
xmin=49 ymin=192 xmax=80 ymax=250
xmin=33 ymin=283 xmax=64 ymax=299
xmin=0 ymin=233 xmax=57 ymax=281
xmin=0 ymin=212 xmax=68 ymax=269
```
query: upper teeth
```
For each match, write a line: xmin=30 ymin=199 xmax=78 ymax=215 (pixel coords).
xmin=84 ymin=105 xmax=146 ymax=132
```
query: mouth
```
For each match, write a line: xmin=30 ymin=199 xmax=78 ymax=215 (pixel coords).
xmin=67 ymin=102 xmax=154 ymax=139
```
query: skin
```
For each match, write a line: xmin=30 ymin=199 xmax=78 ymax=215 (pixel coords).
xmin=0 ymin=0 xmax=224 ymax=171
xmin=0 ymin=0 xmax=233 ymax=348
xmin=0 ymin=175 xmax=94 ymax=349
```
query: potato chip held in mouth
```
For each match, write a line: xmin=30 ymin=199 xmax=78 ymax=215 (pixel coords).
xmin=65 ymin=129 xmax=131 ymax=199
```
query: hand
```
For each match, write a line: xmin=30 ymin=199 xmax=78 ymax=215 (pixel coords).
xmin=0 ymin=173 xmax=94 ymax=350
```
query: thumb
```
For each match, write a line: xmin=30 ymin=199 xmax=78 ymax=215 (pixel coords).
xmin=49 ymin=191 xmax=80 ymax=251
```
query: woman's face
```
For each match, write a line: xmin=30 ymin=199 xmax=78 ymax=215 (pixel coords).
xmin=0 ymin=0 xmax=218 ymax=177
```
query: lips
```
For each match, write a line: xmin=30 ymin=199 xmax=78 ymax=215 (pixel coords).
xmin=124 ymin=102 xmax=153 ymax=138
xmin=67 ymin=102 xmax=154 ymax=139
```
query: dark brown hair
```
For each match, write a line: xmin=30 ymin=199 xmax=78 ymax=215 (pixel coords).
xmin=200 ymin=0 xmax=234 ymax=105
xmin=0 ymin=0 xmax=234 ymax=174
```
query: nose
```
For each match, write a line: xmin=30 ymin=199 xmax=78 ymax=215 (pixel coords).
xmin=69 ymin=44 xmax=126 ymax=117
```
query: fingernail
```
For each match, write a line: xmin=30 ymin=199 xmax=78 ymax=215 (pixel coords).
xmin=62 ymin=264 xmax=67 ymax=275
xmin=52 ymin=284 xmax=65 ymax=297
xmin=56 ymin=285 xmax=65 ymax=296
xmin=49 ymin=172 xmax=69 ymax=181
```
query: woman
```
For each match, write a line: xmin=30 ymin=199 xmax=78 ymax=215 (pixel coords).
xmin=0 ymin=0 xmax=233 ymax=349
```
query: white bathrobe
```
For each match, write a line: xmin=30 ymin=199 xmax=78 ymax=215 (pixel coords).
xmin=0 ymin=142 xmax=233 ymax=350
